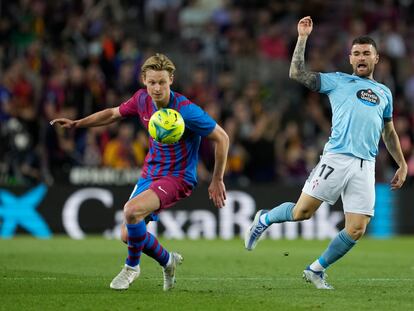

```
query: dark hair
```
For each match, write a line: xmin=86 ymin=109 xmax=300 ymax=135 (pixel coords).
xmin=351 ymin=36 xmax=378 ymax=52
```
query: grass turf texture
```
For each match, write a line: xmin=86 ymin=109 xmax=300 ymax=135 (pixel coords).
xmin=1 ymin=237 xmax=413 ymax=311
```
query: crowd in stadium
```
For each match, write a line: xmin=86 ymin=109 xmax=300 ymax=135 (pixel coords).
xmin=1 ymin=0 xmax=414 ymax=186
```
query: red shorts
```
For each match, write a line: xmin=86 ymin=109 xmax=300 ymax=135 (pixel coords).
xmin=149 ymin=176 xmax=193 ymax=210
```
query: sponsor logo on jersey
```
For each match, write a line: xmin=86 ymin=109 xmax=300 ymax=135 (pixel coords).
xmin=356 ymin=89 xmax=380 ymax=106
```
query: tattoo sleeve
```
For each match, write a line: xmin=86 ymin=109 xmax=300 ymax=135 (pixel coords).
xmin=289 ymin=37 xmax=320 ymax=92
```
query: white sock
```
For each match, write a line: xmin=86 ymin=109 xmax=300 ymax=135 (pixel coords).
xmin=259 ymin=214 xmax=268 ymax=226
xmin=309 ymin=259 xmax=324 ymax=272
xmin=125 ymin=264 xmax=139 ymax=271
xmin=164 ymin=253 xmax=172 ymax=267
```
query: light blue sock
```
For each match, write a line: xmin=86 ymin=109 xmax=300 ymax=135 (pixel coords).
xmin=264 ymin=202 xmax=295 ymax=225
xmin=317 ymin=229 xmax=356 ymax=269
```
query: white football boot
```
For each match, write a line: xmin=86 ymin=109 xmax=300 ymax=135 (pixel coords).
xmin=303 ymin=267 xmax=334 ymax=290
xmin=244 ymin=210 xmax=269 ymax=251
xmin=163 ymin=252 xmax=183 ymax=291
xmin=110 ymin=265 xmax=140 ymax=290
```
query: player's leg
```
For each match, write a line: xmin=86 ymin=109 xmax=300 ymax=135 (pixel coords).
xmin=309 ymin=202 xmax=371 ymax=278
xmin=122 ymin=226 xmax=173 ymax=272
xmin=245 ymin=192 xmax=323 ymax=250
xmin=307 ymin=213 xmax=369 ymax=273
xmin=147 ymin=177 xmax=191 ymax=290
xmin=304 ymin=157 xmax=375 ymax=289
xmin=110 ymin=189 xmax=160 ymax=290
xmin=149 ymin=238 xmax=183 ymax=291
xmin=344 ymin=212 xmax=371 ymax=240
xmin=119 ymin=176 xmax=191 ymax=290
xmin=121 ymin=225 xmax=184 ymax=291
xmin=118 ymin=176 xmax=190 ymax=290
xmin=142 ymin=231 xmax=170 ymax=266
xmin=303 ymin=213 xmax=370 ymax=289
xmin=245 ymin=153 xmax=346 ymax=251
xmin=121 ymin=226 xmax=170 ymax=267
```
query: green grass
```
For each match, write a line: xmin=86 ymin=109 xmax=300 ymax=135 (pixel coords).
xmin=1 ymin=237 xmax=413 ymax=311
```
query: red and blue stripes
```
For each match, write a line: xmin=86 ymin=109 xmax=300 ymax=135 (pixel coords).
xmin=125 ymin=221 xmax=147 ymax=267
xmin=123 ymin=89 xmax=215 ymax=186
xmin=141 ymin=127 xmax=198 ymax=185
xmin=142 ymin=232 xmax=170 ymax=266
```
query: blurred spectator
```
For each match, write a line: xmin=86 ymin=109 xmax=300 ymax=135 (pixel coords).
xmin=276 ymin=121 xmax=307 ymax=183
xmin=0 ymin=0 xmax=413 ymax=186
xmin=78 ymin=127 xmax=104 ymax=167
xmin=45 ymin=106 xmax=80 ymax=180
xmin=223 ymin=116 xmax=248 ymax=184
xmin=373 ymin=20 xmax=406 ymax=59
xmin=0 ymin=76 xmax=12 ymax=122
xmin=375 ymin=55 xmax=396 ymax=93
xmin=184 ymin=66 xmax=216 ymax=105
xmin=258 ymin=23 xmax=289 ymax=60
xmin=102 ymin=122 xmax=146 ymax=169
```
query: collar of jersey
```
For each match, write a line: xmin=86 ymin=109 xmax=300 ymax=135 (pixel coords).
xmin=351 ymin=73 xmax=378 ymax=84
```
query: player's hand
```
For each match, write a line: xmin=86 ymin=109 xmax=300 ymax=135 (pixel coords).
xmin=208 ymin=178 xmax=226 ymax=209
xmin=297 ymin=16 xmax=313 ymax=37
xmin=390 ymin=165 xmax=407 ymax=190
xmin=50 ymin=118 xmax=77 ymax=129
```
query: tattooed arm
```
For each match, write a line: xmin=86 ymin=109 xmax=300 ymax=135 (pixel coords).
xmin=289 ymin=16 xmax=320 ymax=92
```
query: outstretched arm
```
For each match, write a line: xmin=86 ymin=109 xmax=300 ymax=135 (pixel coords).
xmin=206 ymin=124 xmax=229 ymax=208
xmin=50 ymin=107 xmax=122 ymax=129
xmin=289 ymin=16 xmax=320 ymax=92
xmin=382 ymin=121 xmax=407 ymax=190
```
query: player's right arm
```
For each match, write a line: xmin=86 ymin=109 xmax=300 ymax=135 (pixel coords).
xmin=50 ymin=107 xmax=122 ymax=129
xmin=289 ymin=16 xmax=320 ymax=92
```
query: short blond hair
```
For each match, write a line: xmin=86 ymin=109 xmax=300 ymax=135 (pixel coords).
xmin=141 ymin=53 xmax=176 ymax=78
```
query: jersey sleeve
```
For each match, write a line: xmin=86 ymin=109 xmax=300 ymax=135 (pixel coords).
xmin=383 ymin=89 xmax=393 ymax=122
xmin=319 ymin=72 xmax=340 ymax=94
xmin=180 ymin=103 xmax=217 ymax=137
xmin=118 ymin=90 xmax=143 ymax=117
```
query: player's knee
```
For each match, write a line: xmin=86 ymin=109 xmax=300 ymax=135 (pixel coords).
xmin=123 ymin=202 xmax=134 ymax=223
xmin=347 ymin=226 xmax=366 ymax=240
xmin=123 ymin=201 xmax=144 ymax=223
xmin=293 ymin=208 xmax=314 ymax=221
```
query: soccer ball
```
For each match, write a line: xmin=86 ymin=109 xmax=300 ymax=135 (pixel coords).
xmin=148 ymin=108 xmax=185 ymax=144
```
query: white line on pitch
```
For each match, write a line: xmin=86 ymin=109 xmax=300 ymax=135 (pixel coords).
xmin=2 ymin=276 xmax=414 ymax=282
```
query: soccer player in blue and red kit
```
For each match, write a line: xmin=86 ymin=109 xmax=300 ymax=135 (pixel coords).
xmin=51 ymin=53 xmax=229 ymax=291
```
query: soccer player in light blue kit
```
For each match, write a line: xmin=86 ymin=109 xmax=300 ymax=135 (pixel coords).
xmin=245 ymin=16 xmax=407 ymax=289
xmin=51 ymin=54 xmax=229 ymax=291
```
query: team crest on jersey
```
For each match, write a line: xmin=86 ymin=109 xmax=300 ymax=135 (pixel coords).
xmin=356 ymin=89 xmax=380 ymax=106
xmin=312 ymin=179 xmax=319 ymax=190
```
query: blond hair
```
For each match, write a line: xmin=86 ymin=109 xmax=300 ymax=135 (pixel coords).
xmin=141 ymin=53 xmax=176 ymax=78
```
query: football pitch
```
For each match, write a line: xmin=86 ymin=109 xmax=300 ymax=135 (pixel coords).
xmin=1 ymin=237 xmax=413 ymax=311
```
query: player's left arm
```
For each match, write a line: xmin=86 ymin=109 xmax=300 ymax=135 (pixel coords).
xmin=206 ymin=124 xmax=229 ymax=208
xmin=382 ymin=120 xmax=407 ymax=190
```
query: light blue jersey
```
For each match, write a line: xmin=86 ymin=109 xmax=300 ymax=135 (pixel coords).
xmin=318 ymin=72 xmax=393 ymax=161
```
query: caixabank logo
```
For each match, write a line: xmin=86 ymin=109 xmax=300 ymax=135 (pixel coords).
xmin=0 ymin=184 xmax=52 ymax=238
xmin=0 ymin=184 xmax=404 ymax=239
xmin=357 ymin=89 xmax=380 ymax=106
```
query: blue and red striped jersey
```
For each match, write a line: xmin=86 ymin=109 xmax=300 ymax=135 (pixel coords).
xmin=119 ymin=89 xmax=216 ymax=186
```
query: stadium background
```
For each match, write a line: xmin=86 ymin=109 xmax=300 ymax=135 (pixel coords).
xmin=1 ymin=0 xmax=414 ymax=239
